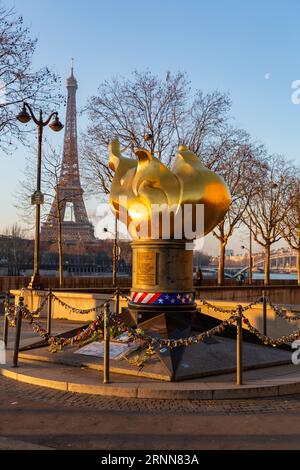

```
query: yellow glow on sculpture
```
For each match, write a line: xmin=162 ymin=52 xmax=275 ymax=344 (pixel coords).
xmin=108 ymin=139 xmax=231 ymax=239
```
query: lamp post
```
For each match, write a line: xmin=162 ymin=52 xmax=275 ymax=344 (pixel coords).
xmin=104 ymin=215 xmax=119 ymax=288
xmin=16 ymin=102 xmax=63 ymax=289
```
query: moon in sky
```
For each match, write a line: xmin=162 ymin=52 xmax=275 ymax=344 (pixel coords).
xmin=265 ymin=73 xmax=270 ymax=80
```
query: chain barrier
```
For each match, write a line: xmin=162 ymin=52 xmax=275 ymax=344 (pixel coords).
xmin=4 ymin=302 xmax=16 ymax=327
xmin=16 ymin=296 xmax=238 ymax=352
xmin=23 ymin=302 xmax=125 ymax=354
xmin=120 ymin=314 xmax=239 ymax=349
xmin=51 ymin=293 xmax=112 ymax=315
xmin=198 ymin=298 xmax=238 ymax=314
xmin=5 ymin=290 xmax=300 ymax=352
xmin=15 ymin=288 xmax=122 ymax=352
xmin=20 ymin=302 xmax=105 ymax=349
xmin=119 ymin=291 xmax=131 ymax=302
xmin=31 ymin=294 xmax=51 ymax=316
xmin=48 ymin=309 xmax=108 ymax=352
xmin=6 ymin=289 xmax=300 ymax=388
xmin=240 ymin=297 xmax=265 ymax=312
xmin=198 ymin=296 xmax=263 ymax=314
xmin=266 ymin=296 xmax=300 ymax=322
xmin=242 ymin=313 xmax=300 ymax=347
xmin=4 ymin=293 xmax=50 ymax=328
xmin=21 ymin=305 xmax=51 ymax=341
xmin=4 ymin=289 xmax=118 ymax=324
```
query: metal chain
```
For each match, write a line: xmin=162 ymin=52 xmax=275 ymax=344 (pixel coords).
xmin=51 ymin=293 xmax=114 ymax=315
xmin=21 ymin=306 xmax=50 ymax=341
xmin=4 ymin=293 xmax=50 ymax=327
xmin=30 ymin=294 xmax=50 ymax=316
xmin=20 ymin=302 xmax=109 ymax=348
xmin=198 ymin=296 xmax=263 ymax=315
xmin=242 ymin=313 xmax=300 ymax=346
xmin=267 ymin=296 xmax=300 ymax=322
xmin=8 ymin=291 xmax=300 ymax=351
xmin=4 ymin=302 xmax=16 ymax=327
xmin=116 ymin=314 xmax=239 ymax=349
xmin=119 ymin=291 xmax=131 ymax=302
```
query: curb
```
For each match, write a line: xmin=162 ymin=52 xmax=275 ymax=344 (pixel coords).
xmin=2 ymin=366 xmax=300 ymax=400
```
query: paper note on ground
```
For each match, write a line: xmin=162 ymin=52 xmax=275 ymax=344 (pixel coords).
xmin=74 ymin=340 xmax=130 ymax=360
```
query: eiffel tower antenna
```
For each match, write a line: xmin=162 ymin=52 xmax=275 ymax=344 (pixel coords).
xmin=41 ymin=65 xmax=95 ymax=243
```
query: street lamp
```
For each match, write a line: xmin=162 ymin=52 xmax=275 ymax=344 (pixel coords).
xmin=104 ymin=216 xmax=120 ymax=288
xmin=16 ymin=102 xmax=63 ymax=289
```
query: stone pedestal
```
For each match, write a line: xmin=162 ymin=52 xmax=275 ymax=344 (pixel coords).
xmin=128 ymin=239 xmax=196 ymax=323
xmin=128 ymin=239 xmax=197 ymax=380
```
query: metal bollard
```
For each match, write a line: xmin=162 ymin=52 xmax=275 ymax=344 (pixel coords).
xmin=12 ymin=296 xmax=24 ymax=368
xmin=47 ymin=289 xmax=52 ymax=336
xmin=262 ymin=290 xmax=267 ymax=336
xmin=236 ymin=305 xmax=243 ymax=385
xmin=103 ymin=302 xmax=110 ymax=384
xmin=3 ymin=292 xmax=10 ymax=349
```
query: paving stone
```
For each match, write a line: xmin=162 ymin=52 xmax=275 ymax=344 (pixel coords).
xmin=3 ymin=374 xmax=300 ymax=416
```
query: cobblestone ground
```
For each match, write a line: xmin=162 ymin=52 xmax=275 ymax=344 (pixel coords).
xmin=1 ymin=374 xmax=300 ymax=415
xmin=1 ymin=374 xmax=300 ymax=449
xmin=1 ymin=318 xmax=300 ymax=449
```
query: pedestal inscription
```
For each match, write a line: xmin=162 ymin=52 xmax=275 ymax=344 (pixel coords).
xmin=136 ymin=251 xmax=157 ymax=286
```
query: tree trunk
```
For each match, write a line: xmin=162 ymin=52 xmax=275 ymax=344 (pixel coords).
xmin=218 ymin=241 xmax=226 ymax=286
xmin=264 ymin=243 xmax=271 ymax=286
xmin=297 ymin=246 xmax=300 ymax=286
xmin=58 ymin=217 xmax=63 ymax=288
xmin=55 ymin=190 xmax=64 ymax=288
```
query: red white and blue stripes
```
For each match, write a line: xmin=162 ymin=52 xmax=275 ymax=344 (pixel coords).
xmin=130 ymin=292 xmax=194 ymax=305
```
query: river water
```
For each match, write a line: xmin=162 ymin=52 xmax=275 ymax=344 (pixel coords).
xmin=253 ymin=273 xmax=297 ymax=280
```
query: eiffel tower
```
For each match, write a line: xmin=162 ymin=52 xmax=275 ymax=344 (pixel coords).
xmin=41 ymin=65 xmax=95 ymax=243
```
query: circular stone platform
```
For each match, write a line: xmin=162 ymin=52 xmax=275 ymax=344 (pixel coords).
xmin=1 ymin=356 xmax=300 ymax=400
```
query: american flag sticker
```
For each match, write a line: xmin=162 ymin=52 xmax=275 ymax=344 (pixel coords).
xmin=130 ymin=292 xmax=195 ymax=305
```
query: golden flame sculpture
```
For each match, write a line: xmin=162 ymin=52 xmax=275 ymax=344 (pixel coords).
xmin=109 ymin=139 xmax=231 ymax=239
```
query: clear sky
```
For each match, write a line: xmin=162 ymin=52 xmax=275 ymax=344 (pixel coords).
xmin=2 ymin=0 xmax=300 ymax=253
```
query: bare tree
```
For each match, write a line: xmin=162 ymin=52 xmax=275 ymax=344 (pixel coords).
xmin=0 ymin=3 xmax=61 ymax=152
xmin=211 ymin=129 xmax=267 ymax=285
xmin=281 ymin=173 xmax=300 ymax=284
xmin=81 ymin=70 xmax=231 ymax=194
xmin=0 ymin=223 xmax=32 ymax=275
xmin=246 ymin=154 xmax=295 ymax=285
xmin=42 ymin=151 xmax=65 ymax=287
xmin=16 ymin=145 xmax=66 ymax=286
xmin=82 ymin=70 xmax=269 ymax=284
